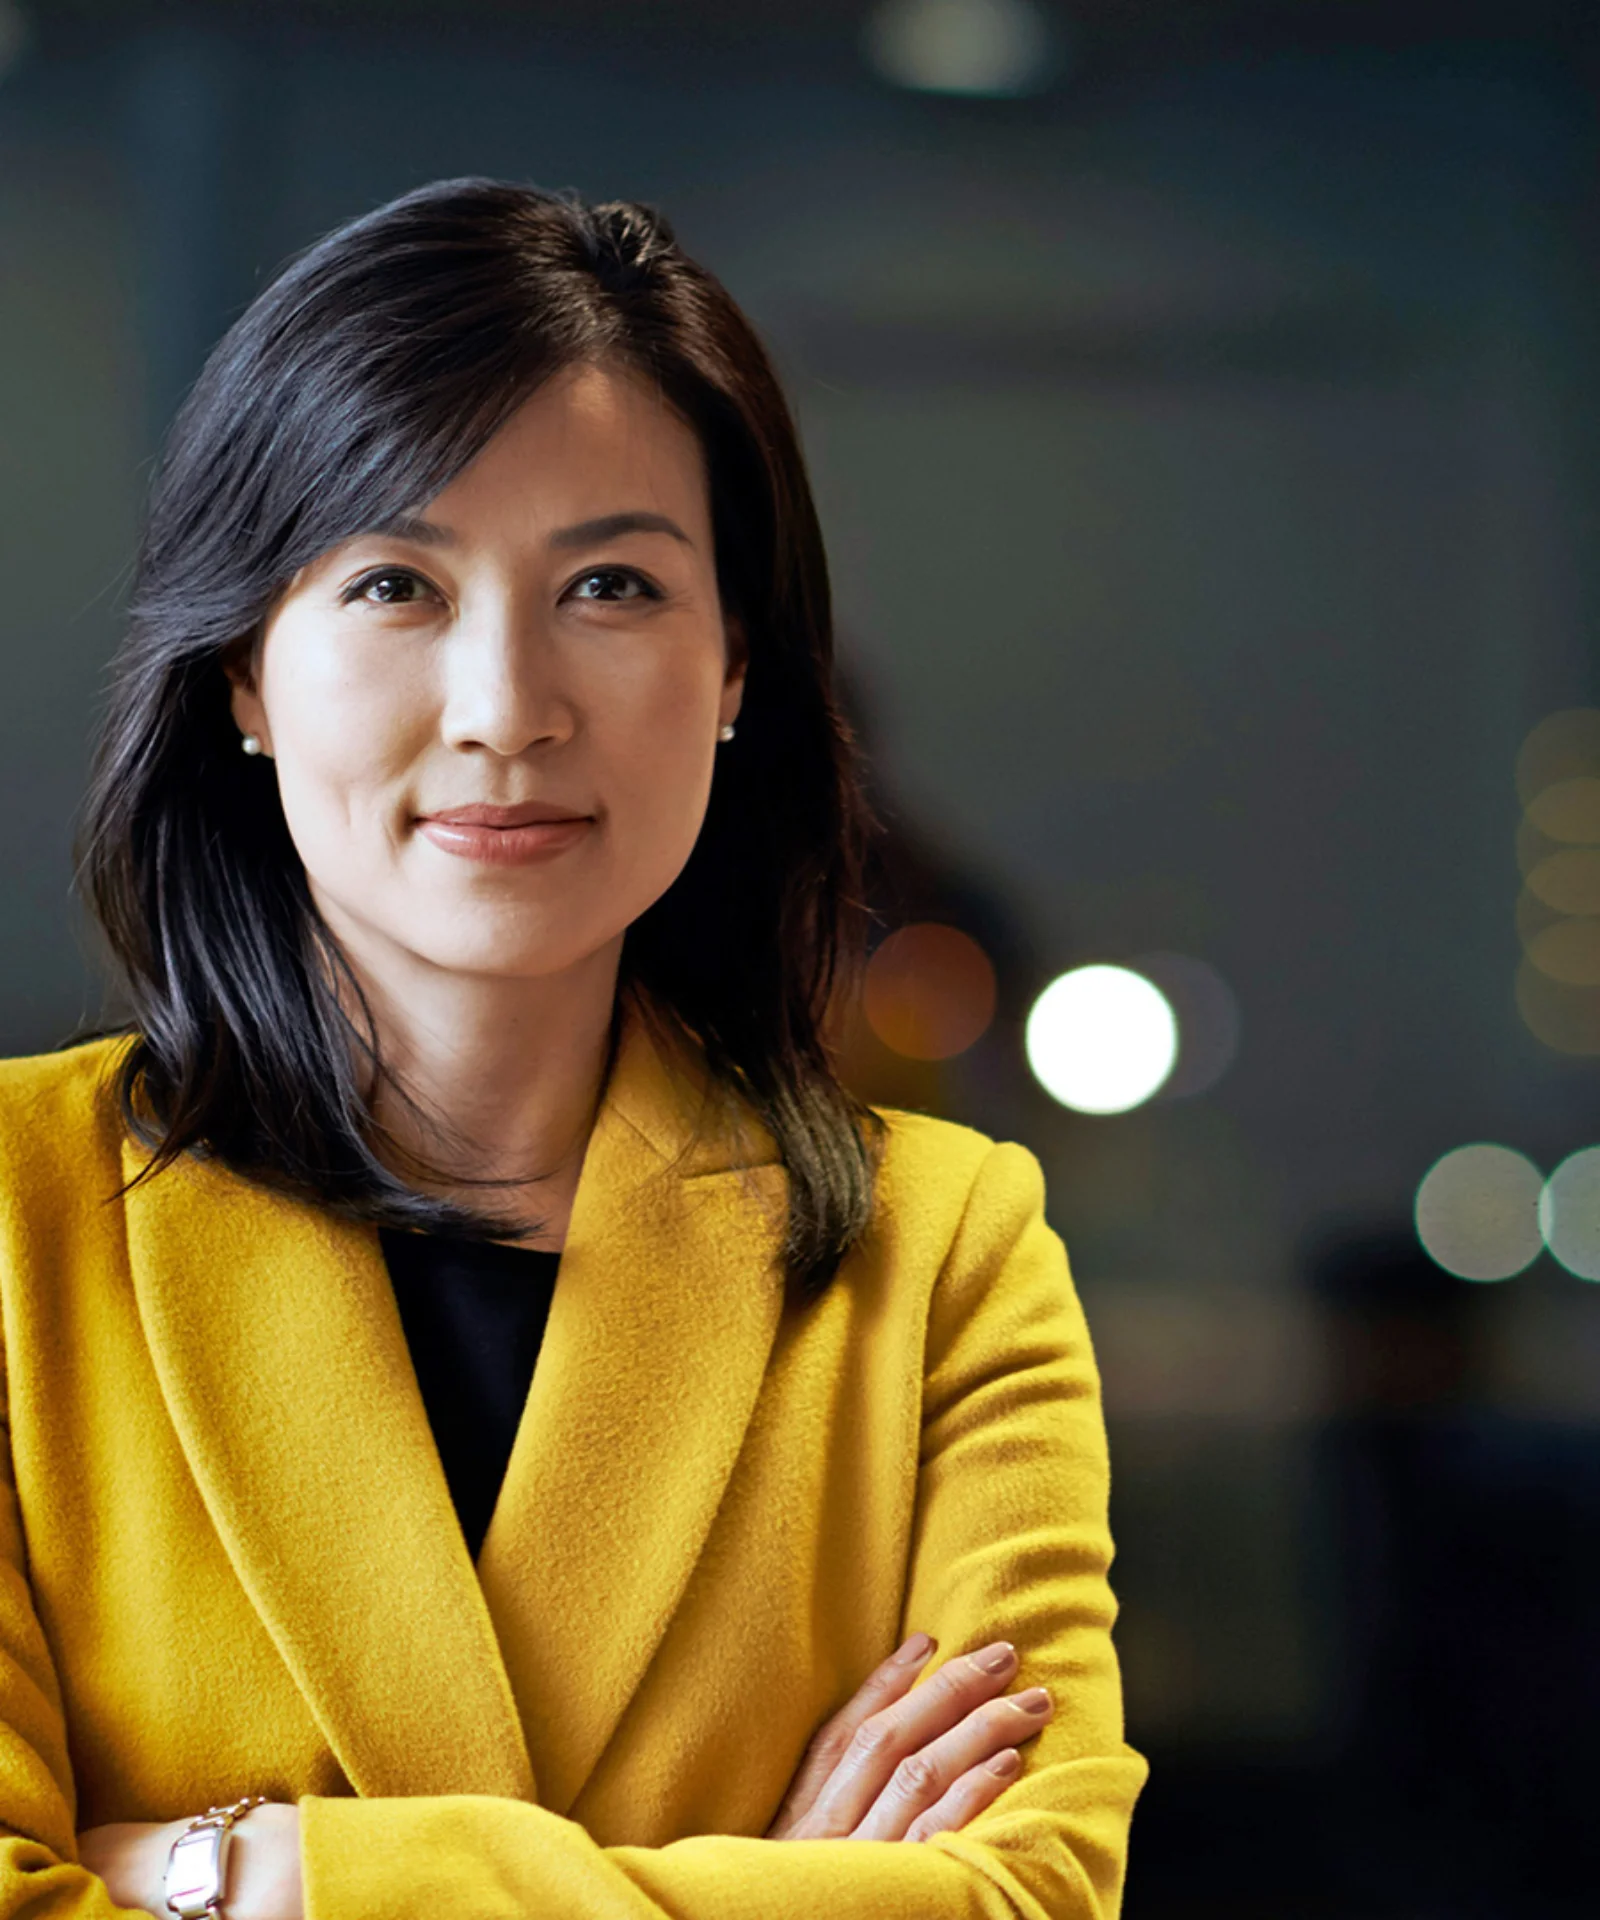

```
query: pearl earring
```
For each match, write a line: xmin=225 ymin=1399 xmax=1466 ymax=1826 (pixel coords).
xmin=241 ymin=734 xmax=263 ymax=756
xmin=718 ymin=723 xmax=736 ymax=742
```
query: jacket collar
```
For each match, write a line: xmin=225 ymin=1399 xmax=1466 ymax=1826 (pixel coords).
xmin=123 ymin=1000 xmax=788 ymax=1809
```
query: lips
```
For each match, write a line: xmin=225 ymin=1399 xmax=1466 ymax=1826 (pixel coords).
xmin=415 ymin=801 xmax=594 ymax=868
xmin=419 ymin=801 xmax=591 ymax=828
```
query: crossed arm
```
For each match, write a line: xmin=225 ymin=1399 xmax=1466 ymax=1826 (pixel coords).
xmin=77 ymin=1630 xmax=1059 ymax=1917
xmin=14 ymin=1141 xmax=1143 ymax=1919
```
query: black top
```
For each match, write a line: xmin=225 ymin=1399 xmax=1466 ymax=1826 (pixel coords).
xmin=379 ymin=1227 xmax=560 ymax=1560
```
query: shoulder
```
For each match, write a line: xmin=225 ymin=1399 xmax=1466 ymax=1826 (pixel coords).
xmin=862 ymin=1109 xmax=1087 ymax=1391
xmin=874 ymin=1105 xmax=1045 ymax=1206
xmin=867 ymin=1105 xmax=1050 ymax=1271
xmin=0 ymin=1031 xmax=134 ymax=1122
xmin=0 ymin=1032 xmax=136 ymax=1190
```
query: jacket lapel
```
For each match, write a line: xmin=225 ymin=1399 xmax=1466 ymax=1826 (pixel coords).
xmin=123 ymin=1005 xmax=787 ymax=1811
xmin=123 ymin=1130 xmax=538 ymax=1802
xmin=475 ymin=1008 xmax=789 ymax=1813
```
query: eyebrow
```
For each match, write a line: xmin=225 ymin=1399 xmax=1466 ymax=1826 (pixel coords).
xmin=549 ymin=511 xmax=694 ymax=550
xmin=366 ymin=512 xmax=456 ymax=547
xmin=362 ymin=510 xmax=694 ymax=550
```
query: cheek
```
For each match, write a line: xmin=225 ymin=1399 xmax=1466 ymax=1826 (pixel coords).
xmin=596 ymin=662 xmax=722 ymax=872
xmin=263 ymin=640 xmax=426 ymax=865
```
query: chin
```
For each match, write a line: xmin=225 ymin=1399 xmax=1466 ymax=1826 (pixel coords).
xmin=403 ymin=927 xmax=616 ymax=981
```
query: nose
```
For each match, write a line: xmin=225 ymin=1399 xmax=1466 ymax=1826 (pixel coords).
xmin=438 ymin=595 xmax=575 ymax=757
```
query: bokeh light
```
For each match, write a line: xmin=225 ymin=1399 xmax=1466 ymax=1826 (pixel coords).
xmin=1521 ymin=918 xmax=1600 ymax=986
xmin=1514 ymin=709 xmax=1600 ymax=1054
xmin=1516 ymin=814 xmax=1558 ymax=876
xmin=1523 ymin=847 xmax=1600 ymax=915
xmin=1130 ymin=952 xmax=1241 ymax=1099
xmin=862 ymin=922 xmax=997 ymax=1061
xmin=1025 ymin=965 xmax=1178 ymax=1114
xmin=1516 ymin=706 xmax=1600 ymax=804
xmin=1524 ymin=775 xmax=1600 ymax=844
xmin=1539 ymin=1147 xmax=1600 ymax=1282
xmin=1514 ymin=960 xmax=1600 ymax=1055
xmin=1414 ymin=1143 xmax=1544 ymax=1281
xmin=862 ymin=0 xmax=1059 ymax=96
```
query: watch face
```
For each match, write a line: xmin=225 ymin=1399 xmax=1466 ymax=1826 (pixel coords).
xmin=168 ymin=1827 xmax=224 ymax=1907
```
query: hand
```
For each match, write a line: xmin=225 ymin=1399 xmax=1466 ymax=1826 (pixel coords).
xmin=77 ymin=1802 xmax=303 ymax=1920
xmin=765 ymin=1634 xmax=1053 ymax=1843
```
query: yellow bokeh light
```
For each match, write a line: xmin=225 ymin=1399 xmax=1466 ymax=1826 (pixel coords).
xmin=1524 ymin=776 xmax=1600 ymax=844
xmin=1515 ymin=884 xmax=1556 ymax=950
xmin=1515 ymin=712 xmax=1600 ymax=1054
xmin=1524 ymin=847 xmax=1600 ymax=916
xmin=1515 ymin=959 xmax=1600 ymax=1055
xmin=1516 ymin=815 xmax=1560 ymax=877
xmin=1516 ymin=707 xmax=1600 ymax=806
xmin=1522 ymin=919 xmax=1600 ymax=987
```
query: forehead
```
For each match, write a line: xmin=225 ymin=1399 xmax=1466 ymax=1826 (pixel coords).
xmin=430 ymin=361 xmax=711 ymax=530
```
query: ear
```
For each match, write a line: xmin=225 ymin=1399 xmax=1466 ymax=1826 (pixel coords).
xmin=720 ymin=615 xmax=748 ymax=724
xmin=221 ymin=636 xmax=272 ymax=757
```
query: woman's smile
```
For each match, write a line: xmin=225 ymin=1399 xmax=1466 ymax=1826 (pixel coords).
xmin=414 ymin=814 xmax=595 ymax=867
xmin=415 ymin=800 xmax=596 ymax=867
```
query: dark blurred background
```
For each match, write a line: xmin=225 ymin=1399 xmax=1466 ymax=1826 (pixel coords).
xmin=4 ymin=1 xmax=1599 ymax=1913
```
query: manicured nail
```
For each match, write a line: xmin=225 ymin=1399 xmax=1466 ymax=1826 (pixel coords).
xmin=974 ymin=1641 xmax=1016 ymax=1675
xmin=1014 ymin=1687 xmax=1051 ymax=1714
xmin=988 ymin=1749 xmax=1021 ymax=1778
xmin=896 ymin=1632 xmax=935 ymax=1665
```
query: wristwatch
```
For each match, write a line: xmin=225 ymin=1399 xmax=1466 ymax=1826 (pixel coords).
xmin=163 ymin=1795 xmax=266 ymax=1918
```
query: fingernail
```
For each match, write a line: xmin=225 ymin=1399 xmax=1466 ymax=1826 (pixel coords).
xmin=1014 ymin=1687 xmax=1051 ymax=1714
xmin=974 ymin=1641 xmax=1016 ymax=1675
xmin=896 ymin=1632 xmax=935 ymax=1665
xmin=988 ymin=1749 xmax=1021 ymax=1778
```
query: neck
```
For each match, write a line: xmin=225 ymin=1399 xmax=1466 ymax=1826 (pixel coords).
xmin=320 ymin=913 xmax=624 ymax=1253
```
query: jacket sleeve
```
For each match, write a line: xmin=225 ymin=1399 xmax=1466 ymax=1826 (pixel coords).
xmin=298 ymin=1140 xmax=1148 ymax=1920
xmin=0 ymin=1370 xmax=152 ymax=1914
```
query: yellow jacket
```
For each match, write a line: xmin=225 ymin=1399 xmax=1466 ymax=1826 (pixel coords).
xmin=0 ymin=1007 xmax=1145 ymax=1919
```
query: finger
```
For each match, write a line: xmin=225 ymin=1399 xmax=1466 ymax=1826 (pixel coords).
xmin=807 ymin=1640 xmax=1022 ymax=1836
xmin=851 ymin=1686 xmax=1054 ymax=1842
xmin=765 ymin=1633 xmax=937 ymax=1836
xmin=904 ymin=1748 xmax=1026 ymax=1843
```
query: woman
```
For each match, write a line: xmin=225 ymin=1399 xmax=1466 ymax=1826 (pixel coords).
xmin=0 ymin=180 xmax=1145 ymax=1918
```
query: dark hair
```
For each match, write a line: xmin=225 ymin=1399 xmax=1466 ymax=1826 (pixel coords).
xmin=75 ymin=177 xmax=882 ymax=1306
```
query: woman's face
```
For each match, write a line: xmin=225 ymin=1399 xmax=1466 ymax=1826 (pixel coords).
xmin=227 ymin=361 xmax=745 ymax=992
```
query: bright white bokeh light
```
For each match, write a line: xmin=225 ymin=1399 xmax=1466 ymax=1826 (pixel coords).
xmin=863 ymin=0 xmax=1059 ymax=97
xmin=1414 ymin=1144 xmax=1544 ymax=1281
xmin=1025 ymin=965 xmax=1178 ymax=1114
xmin=1539 ymin=1146 xmax=1600 ymax=1281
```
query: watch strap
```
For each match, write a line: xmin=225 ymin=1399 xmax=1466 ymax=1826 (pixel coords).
xmin=164 ymin=1795 xmax=266 ymax=1918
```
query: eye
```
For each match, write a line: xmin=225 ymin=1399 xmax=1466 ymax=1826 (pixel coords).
xmin=565 ymin=567 xmax=661 ymax=605
xmin=342 ymin=568 xmax=435 ymax=606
